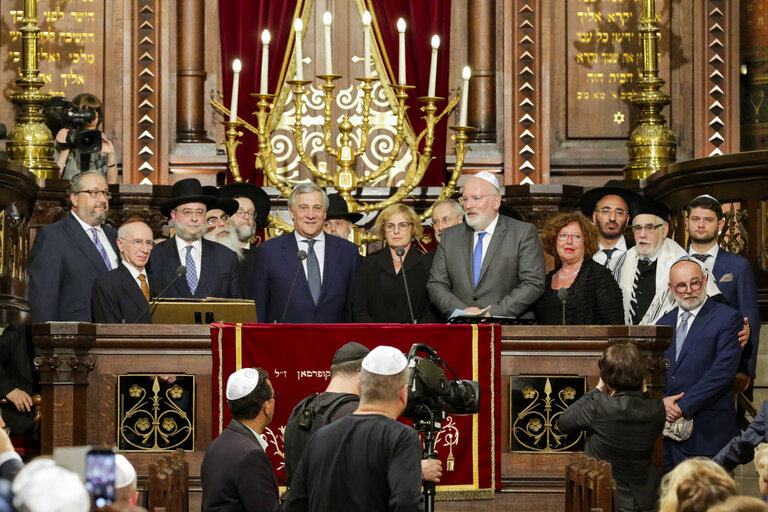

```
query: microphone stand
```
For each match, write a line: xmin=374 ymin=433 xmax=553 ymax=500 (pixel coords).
xmin=396 ymin=247 xmax=416 ymax=324
xmin=133 ymin=266 xmax=187 ymax=323
xmin=279 ymin=250 xmax=308 ymax=323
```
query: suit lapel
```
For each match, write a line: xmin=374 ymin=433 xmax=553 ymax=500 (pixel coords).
xmin=118 ymin=265 xmax=149 ymax=312
xmin=478 ymin=216 xmax=506 ymax=286
xmin=196 ymin=240 xmax=214 ymax=298
xmin=287 ymin=236 xmax=313 ymax=302
xmin=674 ymin=299 xmax=715 ymax=370
xmin=63 ymin=215 xmax=110 ymax=272
xmin=167 ymin=238 xmax=192 ymax=296
xmin=461 ymin=225 xmax=475 ymax=287
xmin=712 ymin=251 xmax=727 ymax=281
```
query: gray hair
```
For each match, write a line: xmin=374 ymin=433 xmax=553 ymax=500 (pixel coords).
xmin=67 ymin=171 xmax=106 ymax=196
xmin=287 ymin=182 xmax=329 ymax=211
xmin=432 ymin=199 xmax=463 ymax=219
xmin=117 ymin=220 xmax=151 ymax=239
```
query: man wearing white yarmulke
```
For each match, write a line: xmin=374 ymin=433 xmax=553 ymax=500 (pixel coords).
xmin=283 ymin=346 xmax=423 ymax=512
xmin=201 ymin=368 xmax=279 ymax=512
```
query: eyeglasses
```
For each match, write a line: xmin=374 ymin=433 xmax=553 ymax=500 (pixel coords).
xmin=234 ymin=209 xmax=255 ymax=219
xmin=673 ymin=280 xmax=703 ymax=294
xmin=557 ymin=232 xmax=583 ymax=242
xmin=596 ymin=207 xmax=627 ymax=217
xmin=120 ymin=238 xmax=155 ymax=248
xmin=384 ymin=222 xmax=412 ymax=232
xmin=206 ymin=214 xmax=229 ymax=225
xmin=176 ymin=208 xmax=205 ymax=218
xmin=432 ymin=216 xmax=458 ymax=227
xmin=631 ymin=223 xmax=664 ymax=234
xmin=269 ymin=392 xmax=279 ymax=401
xmin=1 ymin=426 xmax=9 ymax=436
xmin=78 ymin=189 xmax=112 ymax=199
xmin=458 ymin=194 xmax=494 ymax=206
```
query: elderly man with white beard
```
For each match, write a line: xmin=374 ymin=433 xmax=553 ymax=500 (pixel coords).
xmin=204 ymin=207 xmax=244 ymax=261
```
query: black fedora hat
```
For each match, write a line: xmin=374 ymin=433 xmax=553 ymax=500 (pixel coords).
xmin=201 ymin=186 xmax=239 ymax=217
xmin=326 ymin=193 xmax=363 ymax=223
xmin=579 ymin=180 xmax=641 ymax=217
xmin=161 ymin=178 xmax=221 ymax=218
xmin=629 ymin=197 xmax=671 ymax=223
xmin=219 ymin=182 xmax=272 ymax=229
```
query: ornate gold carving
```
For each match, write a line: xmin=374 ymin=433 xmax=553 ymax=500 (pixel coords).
xmin=434 ymin=416 xmax=460 ymax=471
xmin=222 ymin=121 xmax=245 ymax=182
xmin=721 ymin=203 xmax=748 ymax=255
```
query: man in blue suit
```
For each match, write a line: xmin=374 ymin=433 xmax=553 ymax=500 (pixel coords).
xmin=252 ymin=183 xmax=360 ymax=323
xmin=714 ymin=399 xmax=768 ymax=471
xmin=685 ymin=194 xmax=760 ymax=392
xmin=657 ymin=257 xmax=742 ymax=472
xmin=148 ymin=178 xmax=241 ymax=299
xmin=29 ymin=171 xmax=120 ymax=322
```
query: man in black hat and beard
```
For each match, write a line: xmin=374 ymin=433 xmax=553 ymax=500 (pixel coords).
xmin=323 ymin=193 xmax=363 ymax=242
xmin=148 ymin=178 xmax=242 ymax=299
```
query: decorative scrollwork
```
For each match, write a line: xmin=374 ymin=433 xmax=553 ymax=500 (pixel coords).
xmin=262 ymin=426 xmax=285 ymax=471
xmin=721 ymin=203 xmax=748 ymax=255
xmin=433 ymin=416 xmax=460 ymax=471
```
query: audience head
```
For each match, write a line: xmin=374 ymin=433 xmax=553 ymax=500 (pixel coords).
xmin=12 ymin=458 xmax=90 ymax=512
xmin=226 ymin=367 xmax=275 ymax=428
xmin=658 ymin=457 xmax=735 ymax=512
xmin=323 ymin=194 xmax=362 ymax=240
xmin=68 ymin=171 xmax=110 ymax=227
xmin=375 ymin=203 xmax=422 ymax=250
xmin=114 ymin=454 xmax=138 ymax=508
xmin=116 ymin=221 xmax=154 ymax=271
xmin=431 ymin=199 xmax=463 ymax=242
xmin=203 ymin=200 xmax=243 ymax=258
xmin=598 ymin=343 xmax=646 ymax=392
xmin=288 ymin=183 xmax=329 ymax=239
xmin=219 ymin=183 xmax=272 ymax=239
xmin=755 ymin=442 xmax=768 ymax=496
xmin=162 ymin=179 xmax=219 ymax=243
xmin=360 ymin=346 xmax=409 ymax=411
xmin=461 ymin=171 xmax=502 ymax=232
xmin=579 ymin=182 xmax=638 ymax=244
xmin=685 ymin=194 xmax=725 ymax=247
xmin=330 ymin=342 xmax=370 ymax=378
xmin=668 ymin=257 xmax=707 ymax=312
xmin=630 ymin=199 xmax=670 ymax=258
xmin=540 ymin=212 xmax=599 ymax=264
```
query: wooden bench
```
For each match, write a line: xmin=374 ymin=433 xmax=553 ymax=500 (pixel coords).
xmin=147 ymin=449 xmax=189 ymax=512
xmin=565 ymin=453 xmax=613 ymax=512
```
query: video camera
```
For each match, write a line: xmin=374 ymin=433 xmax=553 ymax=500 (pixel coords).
xmin=43 ymin=97 xmax=102 ymax=154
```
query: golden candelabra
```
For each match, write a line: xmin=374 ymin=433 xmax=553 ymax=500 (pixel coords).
xmin=221 ymin=121 xmax=245 ymax=182
xmin=6 ymin=0 xmax=59 ymax=179
xmin=623 ymin=0 xmax=677 ymax=180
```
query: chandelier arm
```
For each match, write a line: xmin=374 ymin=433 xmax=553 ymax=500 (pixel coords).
xmin=289 ymin=83 xmax=331 ymax=182
xmin=210 ymin=94 xmax=259 ymax=134
xmin=357 ymin=89 xmax=411 ymax=185
xmin=419 ymin=127 xmax=472 ymax=222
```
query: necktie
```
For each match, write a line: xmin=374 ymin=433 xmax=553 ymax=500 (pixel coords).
xmin=602 ymin=248 xmax=617 ymax=267
xmin=692 ymin=253 xmax=710 ymax=263
xmin=303 ymin=239 xmax=322 ymax=304
xmin=185 ymin=245 xmax=198 ymax=294
xmin=675 ymin=311 xmax=692 ymax=360
xmin=473 ymin=232 xmax=487 ymax=287
xmin=90 ymin=228 xmax=112 ymax=270
xmin=638 ymin=258 xmax=652 ymax=270
xmin=138 ymin=274 xmax=150 ymax=301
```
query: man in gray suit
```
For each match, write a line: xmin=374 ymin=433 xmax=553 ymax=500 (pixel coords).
xmin=427 ymin=171 xmax=545 ymax=318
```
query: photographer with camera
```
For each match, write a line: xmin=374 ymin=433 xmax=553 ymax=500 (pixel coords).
xmin=55 ymin=93 xmax=118 ymax=184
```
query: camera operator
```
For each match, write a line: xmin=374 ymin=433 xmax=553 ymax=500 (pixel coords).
xmin=55 ymin=93 xmax=118 ymax=184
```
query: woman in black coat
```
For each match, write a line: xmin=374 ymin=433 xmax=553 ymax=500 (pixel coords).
xmin=352 ymin=204 xmax=436 ymax=323
xmin=533 ymin=211 xmax=624 ymax=325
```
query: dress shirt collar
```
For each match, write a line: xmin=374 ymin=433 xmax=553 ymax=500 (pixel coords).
xmin=175 ymin=236 xmax=202 ymax=254
xmin=294 ymin=230 xmax=326 ymax=246
xmin=688 ymin=243 xmax=719 ymax=260
xmin=598 ymin=236 xmax=627 ymax=252
xmin=121 ymin=260 xmax=148 ymax=280
xmin=677 ymin=297 xmax=706 ymax=324
xmin=243 ymin=422 xmax=268 ymax=450
xmin=71 ymin=211 xmax=102 ymax=233
xmin=475 ymin=213 xmax=500 ymax=238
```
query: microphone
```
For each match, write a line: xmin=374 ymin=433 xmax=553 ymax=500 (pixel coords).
xmin=132 ymin=265 xmax=187 ymax=323
xmin=557 ymin=288 xmax=568 ymax=326
xmin=279 ymin=250 xmax=307 ymax=323
xmin=396 ymin=247 xmax=416 ymax=324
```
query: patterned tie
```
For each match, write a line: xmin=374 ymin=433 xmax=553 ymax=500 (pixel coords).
xmin=185 ymin=245 xmax=198 ymax=294
xmin=90 ymin=228 xmax=112 ymax=270
xmin=692 ymin=253 xmax=710 ymax=263
xmin=473 ymin=232 xmax=487 ymax=287
xmin=602 ymin=248 xmax=617 ymax=267
xmin=303 ymin=239 xmax=322 ymax=304
xmin=138 ymin=274 xmax=150 ymax=301
xmin=675 ymin=311 xmax=692 ymax=360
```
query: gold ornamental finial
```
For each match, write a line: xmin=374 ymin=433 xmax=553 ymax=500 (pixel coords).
xmin=6 ymin=0 xmax=59 ymax=179
xmin=623 ymin=0 xmax=677 ymax=180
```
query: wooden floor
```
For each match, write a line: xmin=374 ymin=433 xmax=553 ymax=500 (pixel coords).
xmin=436 ymin=491 xmax=564 ymax=512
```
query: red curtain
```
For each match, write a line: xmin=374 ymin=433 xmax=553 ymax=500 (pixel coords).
xmin=368 ymin=0 xmax=453 ymax=187
xmin=219 ymin=0 xmax=302 ymax=184
xmin=218 ymin=0 xmax=452 ymax=187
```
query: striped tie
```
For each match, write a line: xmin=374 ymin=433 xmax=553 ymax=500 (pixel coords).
xmin=185 ymin=245 xmax=198 ymax=294
xmin=675 ymin=311 xmax=692 ymax=360
xmin=90 ymin=228 xmax=112 ymax=270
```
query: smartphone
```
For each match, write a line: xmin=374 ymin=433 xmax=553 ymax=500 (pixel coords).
xmin=84 ymin=449 xmax=116 ymax=508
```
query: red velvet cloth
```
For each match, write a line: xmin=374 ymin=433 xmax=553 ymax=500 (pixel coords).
xmin=218 ymin=0 xmax=302 ymax=184
xmin=218 ymin=1 xmax=451 ymax=187
xmin=211 ymin=323 xmax=501 ymax=493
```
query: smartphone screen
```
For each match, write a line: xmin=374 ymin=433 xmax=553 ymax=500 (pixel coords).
xmin=85 ymin=450 xmax=116 ymax=508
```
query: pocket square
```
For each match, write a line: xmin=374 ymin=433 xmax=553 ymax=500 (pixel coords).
xmin=663 ymin=417 xmax=693 ymax=442
xmin=719 ymin=273 xmax=733 ymax=282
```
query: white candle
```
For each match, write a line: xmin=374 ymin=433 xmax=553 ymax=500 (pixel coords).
xmin=428 ymin=35 xmax=440 ymax=97
xmin=294 ymin=18 xmax=304 ymax=80
xmin=229 ymin=59 xmax=241 ymax=122
xmin=460 ymin=66 xmax=471 ymax=126
xmin=323 ymin=12 xmax=333 ymax=75
xmin=362 ymin=11 xmax=371 ymax=78
xmin=260 ymin=30 xmax=270 ymax=94
xmin=397 ymin=18 xmax=406 ymax=85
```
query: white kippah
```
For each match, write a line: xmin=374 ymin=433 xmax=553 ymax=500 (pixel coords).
xmin=115 ymin=454 xmax=137 ymax=489
xmin=469 ymin=171 xmax=500 ymax=192
xmin=362 ymin=346 xmax=408 ymax=376
xmin=13 ymin=461 xmax=90 ymax=512
xmin=226 ymin=368 xmax=259 ymax=400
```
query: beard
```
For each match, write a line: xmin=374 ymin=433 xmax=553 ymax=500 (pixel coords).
xmin=597 ymin=219 xmax=626 ymax=241
xmin=673 ymin=292 xmax=707 ymax=312
xmin=689 ymin=231 xmax=718 ymax=245
xmin=204 ymin=227 xmax=244 ymax=261
xmin=174 ymin=221 xmax=202 ymax=243
xmin=636 ymin=237 xmax=665 ymax=258
xmin=235 ymin=223 xmax=256 ymax=243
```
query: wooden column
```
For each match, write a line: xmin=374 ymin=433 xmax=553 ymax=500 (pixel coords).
xmin=176 ymin=0 xmax=211 ymax=143
xmin=467 ymin=0 xmax=496 ymax=143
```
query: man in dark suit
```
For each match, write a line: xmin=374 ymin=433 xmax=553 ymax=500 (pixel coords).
xmin=657 ymin=257 xmax=742 ymax=472
xmin=201 ymin=367 xmax=279 ymax=512
xmin=29 ymin=171 xmax=120 ymax=322
xmin=427 ymin=171 xmax=545 ymax=318
xmin=685 ymin=194 xmax=760 ymax=392
xmin=148 ymin=178 xmax=241 ymax=299
xmin=252 ymin=183 xmax=360 ymax=323
xmin=0 ymin=324 xmax=35 ymax=436
xmin=714 ymin=399 xmax=768 ymax=471
xmin=92 ymin=221 xmax=156 ymax=323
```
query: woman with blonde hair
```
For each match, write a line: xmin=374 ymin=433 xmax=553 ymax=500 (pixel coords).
xmin=658 ymin=457 xmax=736 ymax=512
xmin=755 ymin=442 xmax=768 ymax=497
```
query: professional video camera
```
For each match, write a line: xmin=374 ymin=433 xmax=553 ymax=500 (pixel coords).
xmin=402 ymin=343 xmax=479 ymax=512
xmin=43 ymin=97 xmax=102 ymax=154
